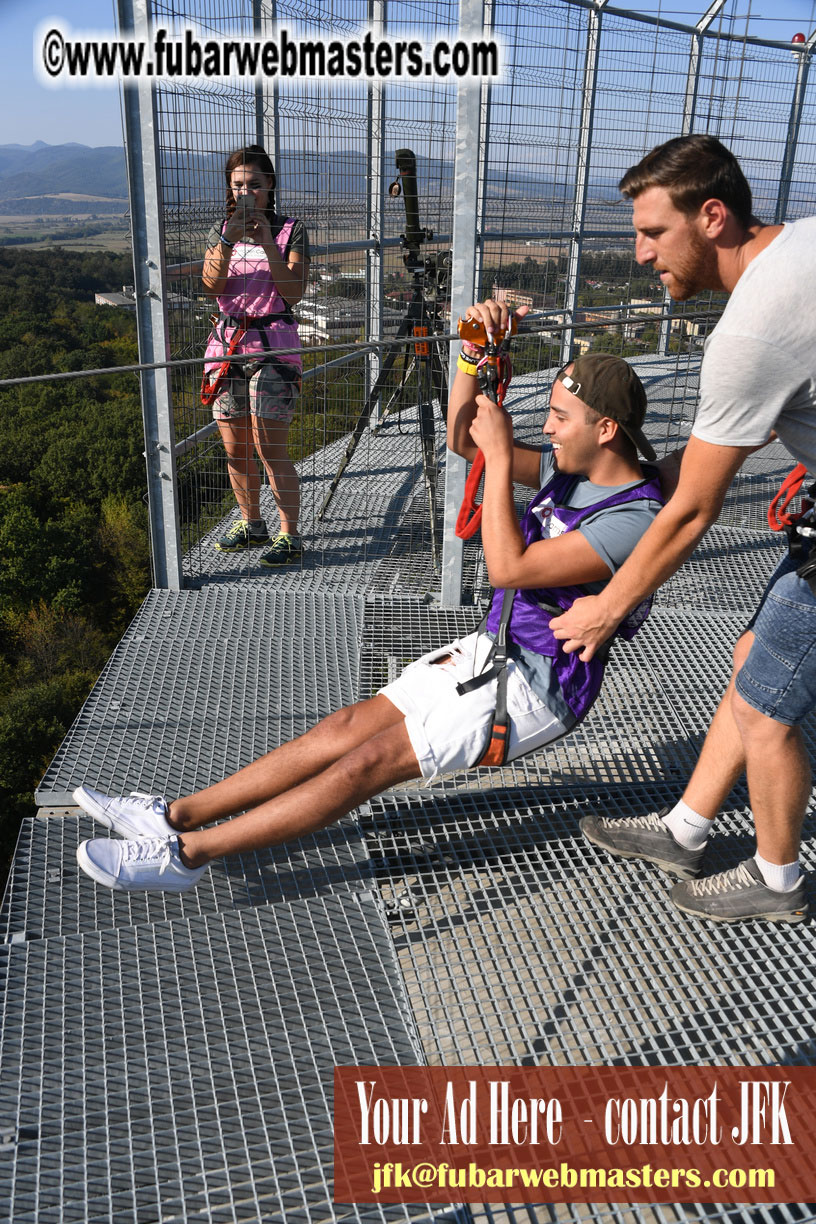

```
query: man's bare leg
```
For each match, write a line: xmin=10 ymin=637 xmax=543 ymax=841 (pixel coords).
xmin=176 ymin=718 xmax=421 ymax=868
xmin=731 ymin=692 xmax=810 ymax=865
xmin=581 ymin=632 xmax=754 ymax=874
xmin=679 ymin=630 xmax=753 ymax=822
xmin=168 ymin=695 xmax=405 ymax=831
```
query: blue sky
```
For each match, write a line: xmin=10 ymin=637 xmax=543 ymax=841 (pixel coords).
xmin=3 ymin=0 xmax=816 ymax=149
xmin=3 ymin=0 xmax=123 ymax=147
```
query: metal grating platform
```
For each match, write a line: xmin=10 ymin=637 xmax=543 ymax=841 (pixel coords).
xmin=0 ymin=892 xmax=440 ymax=1224
xmin=8 ymin=348 xmax=816 ymax=1221
xmin=0 ymin=811 xmax=371 ymax=944
xmin=36 ymin=589 xmax=365 ymax=806
xmin=186 ymin=413 xmax=451 ymax=598
xmin=360 ymin=782 xmax=816 ymax=1067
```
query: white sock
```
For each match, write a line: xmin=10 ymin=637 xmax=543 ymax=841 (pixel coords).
xmin=754 ymin=852 xmax=802 ymax=892
xmin=661 ymin=800 xmax=712 ymax=849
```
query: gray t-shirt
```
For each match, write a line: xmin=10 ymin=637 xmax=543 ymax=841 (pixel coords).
xmin=692 ymin=216 xmax=816 ymax=476
xmin=507 ymin=447 xmax=662 ymax=726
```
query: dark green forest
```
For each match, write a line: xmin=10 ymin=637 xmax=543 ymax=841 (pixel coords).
xmin=0 ymin=249 xmax=149 ymax=887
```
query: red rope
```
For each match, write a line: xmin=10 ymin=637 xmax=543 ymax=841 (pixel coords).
xmin=456 ymin=448 xmax=486 ymax=539
xmin=200 ymin=323 xmax=247 ymax=406
xmin=455 ymin=349 xmax=512 ymax=540
xmin=768 ymin=463 xmax=809 ymax=531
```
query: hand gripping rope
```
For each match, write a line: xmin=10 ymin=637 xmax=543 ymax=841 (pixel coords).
xmin=452 ymin=313 xmax=517 ymax=767
xmin=454 ymin=313 xmax=517 ymax=540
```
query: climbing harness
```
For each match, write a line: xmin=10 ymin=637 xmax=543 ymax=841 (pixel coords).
xmin=454 ymin=313 xmax=517 ymax=540
xmin=454 ymin=588 xmax=515 ymax=766
xmin=768 ymin=462 xmax=816 ymax=594
xmin=457 ymin=470 xmax=664 ymax=768
xmin=200 ymin=311 xmax=298 ymax=406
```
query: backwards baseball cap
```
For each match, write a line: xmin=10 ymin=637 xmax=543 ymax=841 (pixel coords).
xmin=555 ymin=353 xmax=656 ymax=462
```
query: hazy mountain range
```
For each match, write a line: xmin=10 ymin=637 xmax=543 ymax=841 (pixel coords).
xmin=0 ymin=143 xmax=128 ymax=213
xmin=3 ymin=141 xmax=807 ymax=230
xmin=1 ymin=142 xmax=611 ymax=219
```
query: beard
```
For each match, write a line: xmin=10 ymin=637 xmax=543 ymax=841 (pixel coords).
xmin=664 ymin=226 xmax=718 ymax=301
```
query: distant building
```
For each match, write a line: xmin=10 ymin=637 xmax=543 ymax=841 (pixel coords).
xmin=491 ymin=284 xmax=535 ymax=310
xmin=95 ymin=284 xmax=188 ymax=310
xmin=296 ymin=295 xmax=405 ymax=343
xmin=95 ymin=285 xmax=136 ymax=310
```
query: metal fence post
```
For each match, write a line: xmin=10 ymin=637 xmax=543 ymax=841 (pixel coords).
xmin=561 ymin=0 xmax=608 ymax=365
xmin=775 ymin=31 xmax=816 ymax=223
xmin=655 ymin=0 xmax=727 ymax=354
xmin=441 ymin=0 xmax=485 ymax=606
xmin=259 ymin=0 xmax=282 ymax=187
xmin=366 ymin=0 xmax=386 ymax=416
xmin=118 ymin=0 xmax=183 ymax=590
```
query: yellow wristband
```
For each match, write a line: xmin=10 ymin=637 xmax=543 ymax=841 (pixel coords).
xmin=457 ymin=352 xmax=479 ymax=376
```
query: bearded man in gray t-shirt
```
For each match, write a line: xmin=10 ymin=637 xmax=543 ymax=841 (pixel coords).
xmin=551 ymin=134 xmax=814 ymax=925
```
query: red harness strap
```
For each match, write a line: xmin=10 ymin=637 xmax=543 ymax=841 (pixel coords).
xmin=201 ymin=321 xmax=248 ymax=407
xmin=768 ymin=463 xmax=810 ymax=531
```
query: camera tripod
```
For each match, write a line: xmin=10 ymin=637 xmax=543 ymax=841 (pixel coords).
xmin=317 ymin=150 xmax=449 ymax=570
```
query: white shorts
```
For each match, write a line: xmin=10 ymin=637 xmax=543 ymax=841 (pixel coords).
xmin=379 ymin=631 xmax=570 ymax=781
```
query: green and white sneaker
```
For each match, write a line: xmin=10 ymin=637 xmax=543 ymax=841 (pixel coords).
xmin=215 ymin=519 xmax=269 ymax=552
xmin=260 ymin=532 xmax=303 ymax=567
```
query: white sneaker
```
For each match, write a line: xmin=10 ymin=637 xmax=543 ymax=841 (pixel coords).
xmin=73 ymin=786 xmax=175 ymax=839
xmin=77 ymin=836 xmax=206 ymax=893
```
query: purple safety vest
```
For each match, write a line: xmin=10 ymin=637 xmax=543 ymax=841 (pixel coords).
xmin=486 ymin=466 xmax=664 ymax=723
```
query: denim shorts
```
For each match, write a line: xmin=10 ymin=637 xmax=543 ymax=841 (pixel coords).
xmin=379 ymin=631 xmax=569 ymax=781
xmin=736 ymin=552 xmax=816 ymax=725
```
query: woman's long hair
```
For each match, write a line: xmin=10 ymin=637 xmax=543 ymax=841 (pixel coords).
xmin=224 ymin=145 xmax=277 ymax=224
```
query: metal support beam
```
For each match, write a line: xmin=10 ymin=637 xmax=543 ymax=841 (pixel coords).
xmin=366 ymin=0 xmax=386 ymax=420
xmin=775 ymin=30 xmax=816 ymax=223
xmin=258 ymin=1 xmax=281 ymax=187
xmin=441 ymin=0 xmax=485 ymax=606
xmin=117 ymin=0 xmax=182 ymax=591
xmin=474 ymin=0 xmax=494 ymax=297
xmin=683 ymin=2 xmax=726 ymax=134
xmin=252 ymin=0 xmax=265 ymax=150
xmin=656 ymin=2 xmax=726 ymax=355
xmin=561 ymin=0 xmax=608 ymax=364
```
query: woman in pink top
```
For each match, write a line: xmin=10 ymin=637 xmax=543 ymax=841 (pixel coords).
xmin=202 ymin=145 xmax=310 ymax=566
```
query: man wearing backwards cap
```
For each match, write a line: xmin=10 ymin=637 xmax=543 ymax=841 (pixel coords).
xmin=552 ymin=134 xmax=815 ymax=925
xmin=72 ymin=299 xmax=662 ymax=896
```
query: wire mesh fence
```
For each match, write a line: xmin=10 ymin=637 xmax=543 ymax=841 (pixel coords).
xmin=113 ymin=0 xmax=816 ymax=596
